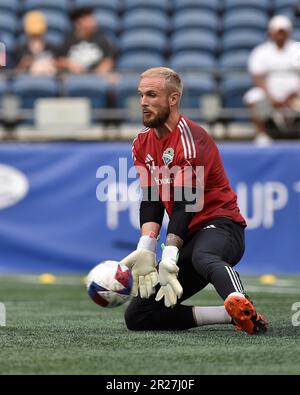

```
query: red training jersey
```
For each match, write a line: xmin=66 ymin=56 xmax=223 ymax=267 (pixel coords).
xmin=132 ymin=115 xmax=246 ymax=235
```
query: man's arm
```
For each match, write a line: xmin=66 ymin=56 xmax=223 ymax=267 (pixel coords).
xmin=94 ymin=32 xmax=115 ymax=74
xmin=253 ymin=75 xmax=284 ymax=107
xmin=166 ymin=185 xmax=197 ymax=247
xmin=16 ymin=54 xmax=33 ymax=71
xmin=95 ymin=57 xmax=114 ymax=74
xmin=254 ymin=74 xmax=299 ymax=108
xmin=155 ymin=186 xmax=197 ymax=307
xmin=56 ymin=57 xmax=84 ymax=73
xmin=253 ymin=74 xmax=280 ymax=105
xmin=249 ymin=47 xmax=286 ymax=107
xmin=120 ymin=143 xmax=164 ymax=298
xmin=141 ymin=222 xmax=161 ymax=237
xmin=140 ymin=186 xmax=165 ymax=236
xmin=166 ymin=233 xmax=184 ymax=249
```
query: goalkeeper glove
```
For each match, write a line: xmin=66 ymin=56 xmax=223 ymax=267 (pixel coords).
xmin=155 ymin=245 xmax=183 ymax=308
xmin=120 ymin=232 xmax=158 ymax=298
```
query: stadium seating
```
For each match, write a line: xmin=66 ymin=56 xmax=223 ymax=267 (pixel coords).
xmin=223 ymin=0 xmax=271 ymax=13
xmin=274 ymin=0 xmax=298 ymax=13
xmin=119 ymin=29 xmax=167 ymax=55
xmin=219 ymin=51 xmax=250 ymax=70
xmin=122 ymin=9 xmax=170 ymax=33
xmin=17 ymin=31 xmax=64 ymax=48
xmin=180 ymin=73 xmax=217 ymax=109
xmin=293 ymin=27 xmax=300 ymax=40
xmin=23 ymin=0 xmax=70 ymax=13
xmin=116 ymin=53 xmax=165 ymax=72
xmin=0 ymin=75 xmax=8 ymax=98
xmin=173 ymin=0 xmax=220 ymax=13
xmin=39 ymin=11 xmax=71 ymax=35
xmin=222 ymin=74 xmax=252 ymax=108
xmin=170 ymin=30 xmax=219 ymax=55
xmin=0 ymin=12 xmax=18 ymax=35
xmin=114 ymin=74 xmax=140 ymax=111
xmin=94 ymin=10 xmax=120 ymax=36
xmin=169 ymin=51 xmax=216 ymax=72
xmin=0 ymin=0 xmax=19 ymax=15
xmin=122 ymin=0 xmax=170 ymax=13
xmin=11 ymin=75 xmax=59 ymax=110
xmin=223 ymin=9 xmax=269 ymax=32
xmin=73 ymin=0 xmax=120 ymax=14
xmin=45 ymin=31 xmax=65 ymax=47
xmin=222 ymin=30 xmax=265 ymax=53
xmin=1 ymin=0 xmax=299 ymax=127
xmin=64 ymin=74 xmax=108 ymax=109
xmin=172 ymin=10 xmax=219 ymax=33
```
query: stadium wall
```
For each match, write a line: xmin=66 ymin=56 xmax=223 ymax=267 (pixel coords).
xmin=0 ymin=142 xmax=299 ymax=274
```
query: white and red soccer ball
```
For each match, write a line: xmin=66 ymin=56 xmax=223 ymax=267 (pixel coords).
xmin=86 ymin=261 xmax=133 ymax=308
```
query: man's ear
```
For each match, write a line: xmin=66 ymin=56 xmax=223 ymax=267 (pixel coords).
xmin=169 ymin=92 xmax=180 ymax=107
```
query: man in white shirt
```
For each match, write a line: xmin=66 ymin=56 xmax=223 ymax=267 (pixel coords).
xmin=244 ymin=15 xmax=300 ymax=145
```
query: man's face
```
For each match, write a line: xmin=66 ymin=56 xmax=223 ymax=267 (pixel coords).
xmin=76 ymin=14 xmax=97 ymax=36
xmin=138 ymin=76 xmax=171 ymax=128
xmin=270 ymin=29 xmax=289 ymax=47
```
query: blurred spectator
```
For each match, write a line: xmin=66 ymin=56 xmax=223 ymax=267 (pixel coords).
xmin=15 ymin=11 xmax=57 ymax=76
xmin=295 ymin=2 xmax=300 ymax=17
xmin=56 ymin=7 xmax=115 ymax=75
xmin=244 ymin=15 xmax=300 ymax=145
xmin=0 ymin=38 xmax=5 ymax=68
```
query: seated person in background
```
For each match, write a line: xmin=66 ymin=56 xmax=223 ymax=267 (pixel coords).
xmin=14 ymin=11 xmax=57 ymax=76
xmin=56 ymin=7 xmax=115 ymax=76
xmin=0 ymin=37 xmax=5 ymax=68
xmin=244 ymin=15 xmax=300 ymax=145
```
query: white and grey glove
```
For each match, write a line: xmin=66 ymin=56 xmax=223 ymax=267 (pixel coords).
xmin=155 ymin=245 xmax=183 ymax=307
xmin=121 ymin=234 xmax=158 ymax=298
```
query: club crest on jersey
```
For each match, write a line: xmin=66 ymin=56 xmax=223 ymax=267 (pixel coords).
xmin=162 ymin=148 xmax=174 ymax=166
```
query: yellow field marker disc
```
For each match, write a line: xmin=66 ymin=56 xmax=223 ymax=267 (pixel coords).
xmin=259 ymin=274 xmax=277 ymax=285
xmin=38 ymin=273 xmax=56 ymax=284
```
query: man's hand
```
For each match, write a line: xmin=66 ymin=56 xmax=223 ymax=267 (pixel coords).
xmin=121 ymin=234 xmax=158 ymax=298
xmin=155 ymin=246 xmax=183 ymax=307
xmin=271 ymin=98 xmax=286 ymax=108
xmin=67 ymin=60 xmax=85 ymax=74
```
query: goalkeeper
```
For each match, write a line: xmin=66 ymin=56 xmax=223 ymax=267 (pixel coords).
xmin=122 ymin=67 xmax=267 ymax=335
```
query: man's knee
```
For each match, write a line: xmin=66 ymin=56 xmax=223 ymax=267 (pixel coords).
xmin=192 ymin=250 xmax=222 ymax=280
xmin=124 ymin=301 xmax=155 ymax=331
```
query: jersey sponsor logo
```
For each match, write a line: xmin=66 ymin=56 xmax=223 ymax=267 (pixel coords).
xmin=162 ymin=147 xmax=174 ymax=167
xmin=153 ymin=176 xmax=174 ymax=186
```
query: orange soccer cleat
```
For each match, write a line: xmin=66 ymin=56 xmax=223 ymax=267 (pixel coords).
xmin=224 ymin=293 xmax=268 ymax=335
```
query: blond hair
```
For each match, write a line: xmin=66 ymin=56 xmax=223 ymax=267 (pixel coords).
xmin=24 ymin=11 xmax=47 ymax=35
xmin=140 ymin=67 xmax=183 ymax=96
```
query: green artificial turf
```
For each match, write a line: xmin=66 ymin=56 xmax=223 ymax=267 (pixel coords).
xmin=0 ymin=275 xmax=299 ymax=375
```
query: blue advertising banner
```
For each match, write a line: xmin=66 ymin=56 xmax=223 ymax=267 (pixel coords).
xmin=0 ymin=142 xmax=299 ymax=274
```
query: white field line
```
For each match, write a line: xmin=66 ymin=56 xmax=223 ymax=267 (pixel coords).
xmin=244 ymin=286 xmax=300 ymax=294
xmin=275 ymin=280 xmax=298 ymax=286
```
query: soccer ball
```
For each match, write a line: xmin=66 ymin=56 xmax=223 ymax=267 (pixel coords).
xmin=86 ymin=260 xmax=133 ymax=308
